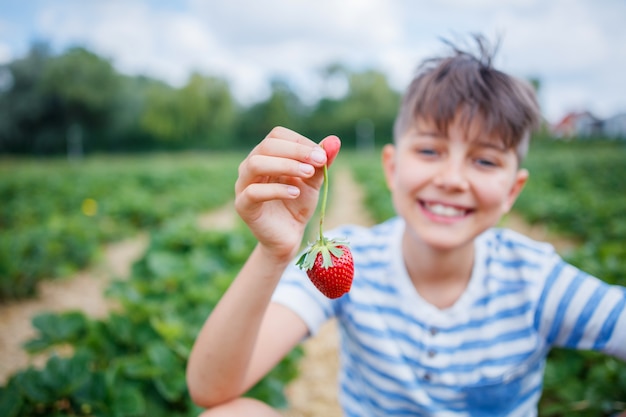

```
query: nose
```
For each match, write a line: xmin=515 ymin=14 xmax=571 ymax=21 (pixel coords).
xmin=432 ymin=155 xmax=469 ymax=192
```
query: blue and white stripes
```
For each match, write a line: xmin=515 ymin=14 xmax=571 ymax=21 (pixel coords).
xmin=272 ymin=217 xmax=626 ymax=416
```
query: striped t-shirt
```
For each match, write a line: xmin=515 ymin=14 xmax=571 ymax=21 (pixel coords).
xmin=272 ymin=217 xmax=626 ymax=416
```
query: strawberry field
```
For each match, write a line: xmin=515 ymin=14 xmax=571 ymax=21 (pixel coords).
xmin=0 ymin=153 xmax=242 ymax=300
xmin=1 ymin=139 xmax=625 ymax=416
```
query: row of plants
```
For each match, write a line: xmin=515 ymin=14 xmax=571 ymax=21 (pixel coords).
xmin=516 ymin=139 xmax=626 ymax=416
xmin=0 ymin=215 xmax=303 ymax=416
xmin=349 ymin=138 xmax=626 ymax=416
xmin=0 ymin=152 xmax=242 ymax=300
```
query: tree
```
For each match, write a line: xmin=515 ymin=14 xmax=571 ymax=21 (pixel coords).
xmin=237 ymin=78 xmax=307 ymax=148
xmin=140 ymin=73 xmax=237 ymax=149
xmin=308 ymin=68 xmax=400 ymax=148
xmin=40 ymin=47 xmax=121 ymax=155
xmin=0 ymin=42 xmax=54 ymax=153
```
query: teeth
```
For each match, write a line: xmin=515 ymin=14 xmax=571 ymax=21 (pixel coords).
xmin=425 ymin=203 xmax=466 ymax=217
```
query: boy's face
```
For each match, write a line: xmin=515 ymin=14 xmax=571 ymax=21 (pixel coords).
xmin=382 ymin=117 xmax=528 ymax=252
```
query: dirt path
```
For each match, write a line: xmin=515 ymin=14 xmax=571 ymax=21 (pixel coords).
xmin=0 ymin=235 xmax=148 ymax=384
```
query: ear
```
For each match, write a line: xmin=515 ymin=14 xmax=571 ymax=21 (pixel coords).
xmin=502 ymin=168 xmax=528 ymax=213
xmin=381 ymin=144 xmax=396 ymax=191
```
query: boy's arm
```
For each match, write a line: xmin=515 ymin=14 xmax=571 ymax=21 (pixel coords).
xmin=186 ymin=127 xmax=340 ymax=408
xmin=537 ymin=259 xmax=626 ymax=360
xmin=186 ymin=244 xmax=308 ymax=407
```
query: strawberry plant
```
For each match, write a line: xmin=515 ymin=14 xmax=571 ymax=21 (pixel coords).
xmin=0 ymin=153 xmax=242 ymax=300
xmin=0 ymin=216 xmax=302 ymax=416
xmin=348 ymin=151 xmax=395 ymax=223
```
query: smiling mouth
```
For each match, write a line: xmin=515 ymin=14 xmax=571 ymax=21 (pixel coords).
xmin=420 ymin=201 xmax=472 ymax=218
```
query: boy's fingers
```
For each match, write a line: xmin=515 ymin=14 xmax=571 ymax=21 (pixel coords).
xmin=320 ymin=135 xmax=341 ymax=166
xmin=250 ymin=131 xmax=327 ymax=167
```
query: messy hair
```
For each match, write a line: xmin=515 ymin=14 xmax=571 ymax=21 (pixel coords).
xmin=393 ymin=35 xmax=541 ymax=161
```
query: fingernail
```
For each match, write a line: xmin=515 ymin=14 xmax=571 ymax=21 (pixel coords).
xmin=300 ymin=163 xmax=314 ymax=175
xmin=311 ymin=148 xmax=326 ymax=164
xmin=287 ymin=186 xmax=300 ymax=196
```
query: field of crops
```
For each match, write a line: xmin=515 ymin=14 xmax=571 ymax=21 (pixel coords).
xmin=1 ymin=139 xmax=625 ymax=416
xmin=0 ymin=153 xmax=242 ymax=300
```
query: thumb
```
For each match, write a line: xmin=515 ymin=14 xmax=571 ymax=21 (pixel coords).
xmin=320 ymin=135 xmax=341 ymax=166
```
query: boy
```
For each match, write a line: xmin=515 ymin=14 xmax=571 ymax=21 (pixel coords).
xmin=186 ymin=37 xmax=626 ymax=416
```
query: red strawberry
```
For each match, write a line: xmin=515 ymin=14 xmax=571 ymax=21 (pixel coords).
xmin=296 ymin=143 xmax=353 ymax=299
xmin=297 ymin=240 xmax=354 ymax=299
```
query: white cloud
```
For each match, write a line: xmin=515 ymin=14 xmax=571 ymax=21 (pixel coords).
xmin=12 ymin=0 xmax=625 ymax=122
xmin=36 ymin=1 xmax=225 ymax=86
xmin=185 ymin=0 xmax=406 ymax=101
xmin=0 ymin=42 xmax=11 ymax=64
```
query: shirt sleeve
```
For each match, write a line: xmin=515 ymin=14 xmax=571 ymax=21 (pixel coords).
xmin=534 ymin=256 xmax=626 ymax=360
xmin=271 ymin=258 xmax=337 ymax=337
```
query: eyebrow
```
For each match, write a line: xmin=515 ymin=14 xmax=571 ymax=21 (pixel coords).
xmin=415 ymin=129 xmax=508 ymax=151
xmin=472 ymin=139 xmax=507 ymax=152
xmin=415 ymin=128 xmax=443 ymax=138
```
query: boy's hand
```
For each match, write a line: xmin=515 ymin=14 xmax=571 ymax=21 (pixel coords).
xmin=235 ymin=127 xmax=340 ymax=263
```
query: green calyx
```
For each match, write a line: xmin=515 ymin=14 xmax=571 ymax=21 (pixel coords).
xmin=296 ymin=237 xmax=346 ymax=270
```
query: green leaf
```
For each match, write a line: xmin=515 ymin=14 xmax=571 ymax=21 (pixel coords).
xmin=320 ymin=246 xmax=332 ymax=268
xmin=119 ymin=356 xmax=160 ymax=379
xmin=106 ymin=313 xmax=135 ymax=346
xmin=150 ymin=317 xmax=185 ymax=342
xmin=111 ymin=386 xmax=145 ymax=417
xmin=41 ymin=353 xmax=91 ymax=395
xmin=15 ymin=368 xmax=53 ymax=403
xmin=327 ymin=244 xmax=344 ymax=258
xmin=147 ymin=342 xmax=180 ymax=373
xmin=0 ymin=383 xmax=22 ymax=417
xmin=147 ymin=251 xmax=185 ymax=278
xmin=27 ymin=311 xmax=88 ymax=350
xmin=72 ymin=372 xmax=108 ymax=409
xmin=153 ymin=371 xmax=186 ymax=402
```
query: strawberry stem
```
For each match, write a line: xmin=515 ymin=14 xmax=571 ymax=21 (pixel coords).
xmin=319 ymin=163 xmax=328 ymax=242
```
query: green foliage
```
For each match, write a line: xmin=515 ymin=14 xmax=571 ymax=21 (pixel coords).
xmin=40 ymin=47 xmax=121 ymax=127
xmin=540 ymin=350 xmax=626 ymax=416
xmin=306 ymin=69 xmax=399 ymax=149
xmin=0 ymin=43 xmax=57 ymax=154
xmin=0 ymin=42 xmax=403 ymax=155
xmin=347 ymin=151 xmax=396 ymax=222
xmin=0 ymin=153 xmax=242 ymax=300
xmin=236 ymin=78 xmax=308 ymax=149
xmin=516 ymin=139 xmax=626 ymax=246
xmin=0 ymin=217 xmax=302 ymax=416
xmin=140 ymin=73 xmax=237 ymax=148
xmin=515 ymin=138 xmax=626 ymax=416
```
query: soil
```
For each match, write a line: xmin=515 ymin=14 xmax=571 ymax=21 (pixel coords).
xmin=0 ymin=235 xmax=148 ymax=385
xmin=0 ymin=165 xmax=580 ymax=416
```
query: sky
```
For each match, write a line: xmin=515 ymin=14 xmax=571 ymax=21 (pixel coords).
xmin=1 ymin=0 xmax=625 ymax=124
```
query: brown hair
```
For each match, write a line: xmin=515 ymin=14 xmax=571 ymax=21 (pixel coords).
xmin=393 ymin=35 xmax=541 ymax=160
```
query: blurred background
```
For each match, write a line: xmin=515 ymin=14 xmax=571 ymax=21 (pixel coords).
xmin=1 ymin=0 xmax=625 ymax=155
xmin=1 ymin=2 xmax=625 ymax=417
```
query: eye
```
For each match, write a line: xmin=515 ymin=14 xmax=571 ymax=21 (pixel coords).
xmin=417 ymin=148 xmax=438 ymax=157
xmin=475 ymin=158 xmax=498 ymax=167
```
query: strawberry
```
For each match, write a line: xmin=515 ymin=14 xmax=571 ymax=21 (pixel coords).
xmin=296 ymin=146 xmax=354 ymax=299
xmin=297 ymin=239 xmax=354 ymax=299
